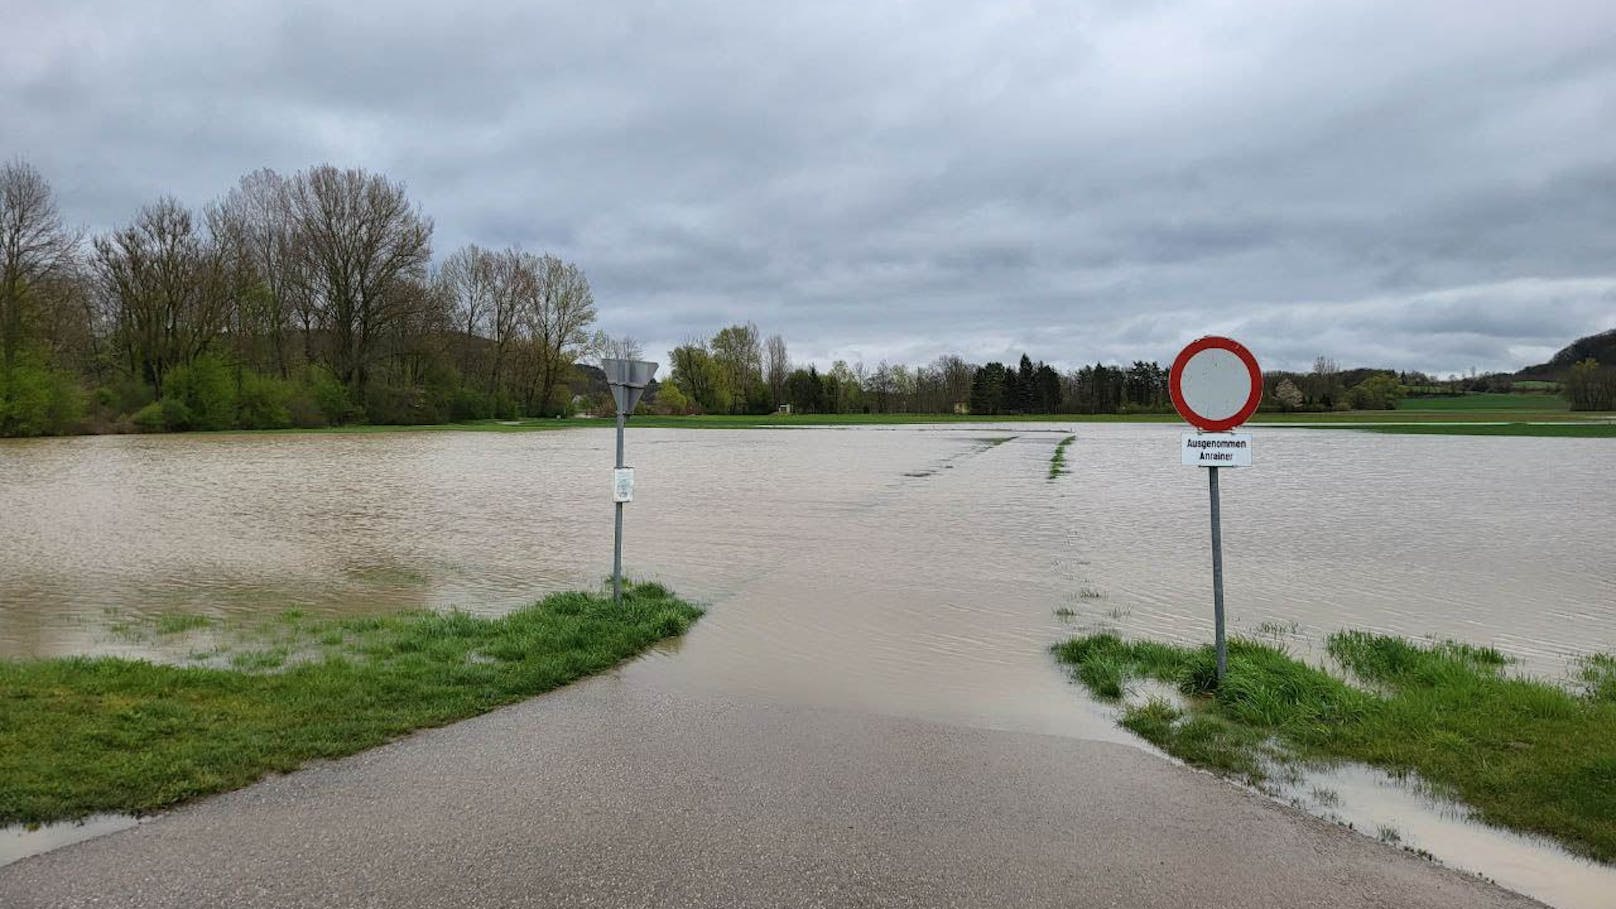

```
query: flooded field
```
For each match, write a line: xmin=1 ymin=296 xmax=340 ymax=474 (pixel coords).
xmin=2 ymin=424 xmax=1614 ymax=902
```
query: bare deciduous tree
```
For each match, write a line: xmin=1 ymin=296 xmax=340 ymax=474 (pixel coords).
xmin=1310 ymin=355 xmax=1342 ymax=407
xmin=936 ymin=354 xmax=972 ymax=411
xmin=207 ymin=169 xmax=300 ymax=376
xmin=286 ymin=165 xmax=432 ymax=396
xmin=594 ymin=332 xmax=644 ymax=361
xmin=1 ymin=160 xmax=81 ymax=370
xmin=518 ymin=252 xmax=597 ymax=415
xmin=765 ymin=333 xmax=789 ymax=406
xmin=92 ymin=198 xmax=232 ymax=395
xmin=439 ymin=244 xmax=497 ymax=382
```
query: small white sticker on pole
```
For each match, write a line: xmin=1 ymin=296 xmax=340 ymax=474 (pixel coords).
xmin=613 ymin=467 xmax=635 ymax=503
xmin=1182 ymin=433 xmax=1252 ymax=468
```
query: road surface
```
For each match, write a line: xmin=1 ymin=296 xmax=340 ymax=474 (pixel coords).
xmin=0 ymin=672 xmax=1539 ymax=908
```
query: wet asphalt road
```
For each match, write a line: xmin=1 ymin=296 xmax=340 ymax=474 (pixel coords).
xmin=0 ymin=673 xmax=1539 ymax=909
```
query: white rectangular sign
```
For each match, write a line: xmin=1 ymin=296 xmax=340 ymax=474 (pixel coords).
xmin=1182 ymin=433 xmax=1252 ymax=468
xmin=613 ymin=467 xmax=635 ymax=503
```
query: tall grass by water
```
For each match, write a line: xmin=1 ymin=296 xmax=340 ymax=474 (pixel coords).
xmin=1055 ymin=631 xmax=1616 ymax=863
xmin=0 ymin=583 xmax=701 ymax=825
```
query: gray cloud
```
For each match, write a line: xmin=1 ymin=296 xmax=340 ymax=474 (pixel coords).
xmin=5 ymin=0 xmax=1615 ymax=376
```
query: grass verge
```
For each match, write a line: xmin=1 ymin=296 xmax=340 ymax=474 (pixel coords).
xmin=1048 ymin=434 xmax=1076 ymax=478
xmin=1054 ymin=632 xmax=1616 ymax=862
xmin=0 ymin=582 xmax=701 ymax=826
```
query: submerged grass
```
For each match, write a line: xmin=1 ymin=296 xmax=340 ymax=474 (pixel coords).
xmin=1048 ymin=434 xmax=1076 ymax=479
xmin=1055 ymin=631 xmax=1616 ymax=862
xmin=0 ymin=582 xmax=701 ymax=826
xmin=153 ymin=613 xmax=214 ymax=635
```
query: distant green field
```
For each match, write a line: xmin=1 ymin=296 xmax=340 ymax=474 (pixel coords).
xmin=1292 ymin=422 xmax=1616 ymax=438
xmin=1398 ymin=393 xmax=1569 ymax=412
xmin=1356 ymin=423 xmax=1616 ymax=438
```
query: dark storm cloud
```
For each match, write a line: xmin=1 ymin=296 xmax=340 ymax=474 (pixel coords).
xmin=5 ymin=0 xmax=1615 ymax=375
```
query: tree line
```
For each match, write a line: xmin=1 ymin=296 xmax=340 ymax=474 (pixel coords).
xmin=1 ymin=159 xmax=605 ymax=436
xmin=3 ymin=157 xmax=1608 ymax=437
xmin=658 ymin=329 xmax=1173 ymax=416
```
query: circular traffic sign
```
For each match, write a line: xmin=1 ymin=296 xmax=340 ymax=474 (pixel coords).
xmin=1169 ymin=337 xmax=1262 ymax=432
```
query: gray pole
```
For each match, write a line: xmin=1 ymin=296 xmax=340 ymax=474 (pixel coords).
xmin=1208 ymin=465 xmax=1227 ymax=683
xmin=613 ymin=411 xmax=625 ymax=604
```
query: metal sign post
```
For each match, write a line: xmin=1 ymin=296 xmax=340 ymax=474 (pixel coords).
xmin=1169 ymin=337 xmax=1262 ymax=684
xmin=601 ymin=358 xmax=657 ymax=603
xmin=1207 ymin=465 xmax=1226 ymax=681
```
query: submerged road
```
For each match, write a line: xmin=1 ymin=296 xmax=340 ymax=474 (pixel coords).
xmin=0 ymin=673 xmax=1538 ymax=908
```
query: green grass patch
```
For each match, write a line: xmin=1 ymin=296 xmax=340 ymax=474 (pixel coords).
xmin=0 ymin=583 xmax=701 ymax=825
xmin=1318 ymin=422 xmax=1616 ymax=438
xmin=1397 ymin=393 xmax=1570 ymax=412
xmin=1048 ymin=434 xmax=1075 ymax=479
xmin=1055 ymin=631 xmax=1616 ymax=862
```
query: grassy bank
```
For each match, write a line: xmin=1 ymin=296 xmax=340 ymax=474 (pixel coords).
xmin=0 ymin=583 xmax=701 ymax=826
xmin=1049 ymin=434 xmax=1075 ymax=478
xmin=1055 ymin=632 xmax=1616 ymax=862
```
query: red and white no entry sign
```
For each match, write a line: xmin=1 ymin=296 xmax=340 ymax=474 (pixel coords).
xmin=1170 ymin=336 xmax=1263 ymax=684
xmin=1169 ymin=336 xmax=1263 ymax=432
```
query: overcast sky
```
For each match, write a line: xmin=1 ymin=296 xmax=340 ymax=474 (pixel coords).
xmin=5 ymin=1 xmax=1615 ymax=375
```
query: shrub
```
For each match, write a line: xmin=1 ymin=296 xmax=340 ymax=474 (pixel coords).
xmin=0 ymin=362 xmax=84 ymax=436
xmin=158 ymin=396 xmax=194 ymax=430
xmin=652 ymin=381 xmax=693 ymax=415
xmin=492 ymin=391 xmax=520 ymax=420
xmin=364 ymin=383 xmax=441 ymax=425
xmin=237 ymin=371 xmax=294 ymax=429
xmin=131 ymin=401 xmax=166 ymax=431
xmin=285 ymin=387 xmax=327 ymax=428
xmin=101 ymin=376 xmax=155 ymax=417
xmin=1346 ymin=373 xmax=1403 ymax=410
xmin=163 ymin=355 xmax=237 ymax=430
xmin=305 ymin=367 xmax=354 ymax=425
xmin=1565 ymin=359 xmax=1616 ymax=411
xmin=448 ymin=386 xmax=494 ymax=421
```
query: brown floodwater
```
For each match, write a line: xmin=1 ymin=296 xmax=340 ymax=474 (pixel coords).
xmin=2 ymin=424 xmax=1613 ymax=904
